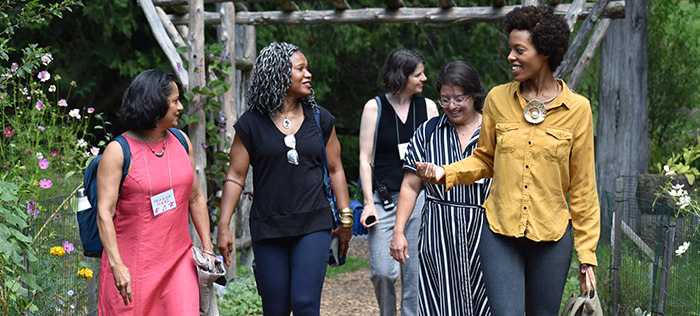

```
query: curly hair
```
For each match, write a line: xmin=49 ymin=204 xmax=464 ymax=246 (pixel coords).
xmin=247 ymin=42 xmax=318 ymax=115
xmin=435 ymin=61 xmax=486 ymax=113
xmin=505 ymin=6 xmax=570 ymax=71
xmin=118 ymin=69 xmax=178 ymax=132
xmin=379 ymin=49 xmax=426 ymax=94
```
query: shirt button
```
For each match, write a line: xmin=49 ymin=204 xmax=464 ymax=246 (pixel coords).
xmin=525 ymin=165 xmax=529 ymax=169
xmin=524 ymin=185 xmax=528 ymax=189
xmin=523 ymin=206 xmax=527 ymax=210
xmin=528 ymin=141 xmax=532 ymax=145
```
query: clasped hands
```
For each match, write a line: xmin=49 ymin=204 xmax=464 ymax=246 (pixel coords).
xmin=415 ymin=162 xmax=446 ymax=185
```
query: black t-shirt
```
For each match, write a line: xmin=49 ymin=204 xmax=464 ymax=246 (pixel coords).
xmin=235 ymin=105 xmax=335 ymax=241
xmin=374 ymin=93 xmax=428 ymax=191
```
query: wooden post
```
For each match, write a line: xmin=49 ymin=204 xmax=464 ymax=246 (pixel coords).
xmin=567 ymin=18 xmax=612 ymax=90
xmin=612 ymin=177 xmax=623 ymax=315
xmin=187 ymin=0 xmax=207 ymax=248
xmin=137 ymin=0 xmax=189 ymax=86
xmin=218 ymin=1 xmax=239 ymax=280
xmin=656 ymin=222 xmax=676 ymax=314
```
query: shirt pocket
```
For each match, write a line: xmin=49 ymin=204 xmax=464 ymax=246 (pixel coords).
xmin=495 ymin=123 xmax=519 ymax=153
xmin=543 ymin=127 xmax=573 ymax=162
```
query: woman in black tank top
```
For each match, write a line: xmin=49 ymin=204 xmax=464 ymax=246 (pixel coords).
xmin=357 ymin=49 xmax=439 ymax=316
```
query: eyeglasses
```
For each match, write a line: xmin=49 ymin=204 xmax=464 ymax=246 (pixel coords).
xmin=284 ymin=134 xmax=299 ymax=165
xmin=439 ymin=95 xmax=470 ymax=108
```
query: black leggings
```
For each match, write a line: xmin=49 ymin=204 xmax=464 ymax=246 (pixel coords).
xmin=478 ymin=218 xmax=572 ymax=315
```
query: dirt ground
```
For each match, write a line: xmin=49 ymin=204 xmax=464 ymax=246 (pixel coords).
xmin=319 ymin=236 xmax=401 ymax=316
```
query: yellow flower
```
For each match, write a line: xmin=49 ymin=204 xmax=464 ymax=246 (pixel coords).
xmin=50 ymin=246 xmax=66 ymax=257
xmin=77 ymin=268 xmax=94 ymax=281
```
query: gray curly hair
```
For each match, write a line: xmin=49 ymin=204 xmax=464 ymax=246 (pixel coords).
xmin=247 ymin=42 xmax=318 ymax=115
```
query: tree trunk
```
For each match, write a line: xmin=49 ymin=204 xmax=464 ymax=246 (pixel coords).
xmin=596 ymin=0 xmax=647 ymax=228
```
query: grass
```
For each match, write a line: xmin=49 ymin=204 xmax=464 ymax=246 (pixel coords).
xmin=325 ymin=255 xmax=370 ymax=279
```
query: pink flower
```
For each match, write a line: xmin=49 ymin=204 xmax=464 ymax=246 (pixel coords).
xmin=10 ymin=63 xmax=18 ymax=72
xmin=41 ymin=53 xmax=53 ymax=66
xmin=35 ymin=100 xmax=45 ymax=111
xmin=38 ymin=70 xmax=50 ymax=82
xmin=3 ymin=128 xmax=13 ymax=138
xmin=39 ymin=179 xmax=53 ymax=189
xmin=37 ymin=126 xmax=45 ymax=131
xmin=38 ymin=158 xmax=50 ymax=169
xmin=50 ymin=151 xmax=58 ymax=157
xmin=90 ymin=147 xmax=100 ymax=156
xmin=87 ymin=107 xmax=95 ymax=113
xmin=27 ymin=201 xmax=39 ymax=215
xmin=58 ymin=99 xmax=67 ymax=107
xmin=62 ymin=241 xmax=74 ymax=254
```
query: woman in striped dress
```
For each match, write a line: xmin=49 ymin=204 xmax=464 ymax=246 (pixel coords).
xmin=390 ymin=61 xmax=492 ymax=316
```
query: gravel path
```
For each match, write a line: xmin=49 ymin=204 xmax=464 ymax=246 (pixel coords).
xmin=320 ymin=236 xmax=402 ymax=316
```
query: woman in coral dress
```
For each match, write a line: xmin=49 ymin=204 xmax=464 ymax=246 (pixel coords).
xmin=96 ymin=69 xmax=215 ymax=315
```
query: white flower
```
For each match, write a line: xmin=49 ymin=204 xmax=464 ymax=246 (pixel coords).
xmin=36 ymin=152 xmax=44 ymax=159
xmin=37 ymin=70 xmax=50 ymax=82
xmin=676 ymin=195 xmax=691 ymax=209
xmin=41 ymin=53 xmax=53 ymax=66
xmin=58 ymin=99 xmax=67 ymax=107
xmin=69 ymin=109 xmax=81 ymax=120
xmin=672 ymin=183 xmax=684 ymax=190
xmin=82 ymin=151 xmax=91 ymax=157
xmin=90 ymin=147 xmax=100 ymax=156
xmin=664 ymin=165 xmax=676 ymax=175
xmin=49 ymin=85 xmax=56 ymax=92
xmin=76 ymin=139 xmax=87 ymax=148
xmin=675 ymin=241 xmax=690 ymax=256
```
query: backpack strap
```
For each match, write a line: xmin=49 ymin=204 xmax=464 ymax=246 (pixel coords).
xmin=354 ymin=96 xmax=384 ymax=200
xmin=423 ymin=116 xmax=440 ymax=146
xmin=312 ymin=107 xmax=340 ymax=227
xmin=113 ymin=135 xmax=131 ymax=189
xmin=168 ymin=128 xmax=189 ymax=153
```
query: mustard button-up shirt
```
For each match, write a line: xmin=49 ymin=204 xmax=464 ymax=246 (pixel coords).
xmin=443 ymin=80 xmax=600 ymax=265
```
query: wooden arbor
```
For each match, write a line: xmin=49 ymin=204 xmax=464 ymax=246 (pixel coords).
xmin=138 ymin=0 xmax=626 ymax=273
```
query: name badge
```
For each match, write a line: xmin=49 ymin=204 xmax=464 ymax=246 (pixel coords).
xmin=398 ymin=142 xmax=409 ymax=160
xmin=151 ymin=189 xmax=177 ymax=217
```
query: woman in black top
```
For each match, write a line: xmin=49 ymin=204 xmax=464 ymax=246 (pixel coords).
xmin=358 ymin=49 xmax=439 ymax=316
xmin=217 ymin=42 xmax=352 ymax=316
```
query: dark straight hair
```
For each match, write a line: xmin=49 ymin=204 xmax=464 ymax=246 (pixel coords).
xmin=379 ymin=49 xmax=425 ymax=94
xmin=118 ymin=69 xmax=179 ymax=132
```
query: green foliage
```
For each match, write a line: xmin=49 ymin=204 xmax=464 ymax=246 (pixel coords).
xmin=218 ymin=267 xmax=263 ymax=316
xmin=647 ymin=0 xmax=700 ymax=169
xmin=655 ymin=135 xmax=700 ymax=185
xmin=0 ymin=180 xmax=40 ymax=315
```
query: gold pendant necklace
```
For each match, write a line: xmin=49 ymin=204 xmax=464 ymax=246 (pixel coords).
xmin=522 ymin=82 xmax=561 ymax=124
xmin=141 ymin=132 xmax=167 ymax=157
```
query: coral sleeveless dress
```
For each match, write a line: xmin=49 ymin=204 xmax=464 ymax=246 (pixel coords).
xmin=98 ymin=133 xmax=198 ymax=315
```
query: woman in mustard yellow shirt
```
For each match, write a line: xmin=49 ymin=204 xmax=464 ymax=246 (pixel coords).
xmin=415 ymin=6 xmax=600 ymax=315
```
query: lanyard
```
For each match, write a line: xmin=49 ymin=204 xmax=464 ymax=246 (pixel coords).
xmin=139 ymin=135 xmax=174 ymax=197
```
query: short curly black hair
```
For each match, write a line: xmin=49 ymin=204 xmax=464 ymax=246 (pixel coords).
xmin=505 ymin=6 xmax=570 ymax=71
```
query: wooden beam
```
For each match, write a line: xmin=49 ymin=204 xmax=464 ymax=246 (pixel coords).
xmin=167 ymin=1 xmax=626 ymax=26
xmin=137 ymin=0 xmax=189 ymax=86
xmin=554 ymin=0 xmax=611 ymax=79
xmin=156 ymin=6 xmax=186 ymax=48
xmin=567 ymin=18 xmax=611 ymax=90
xmin=564 ymin=0 xmax=587 ymax=31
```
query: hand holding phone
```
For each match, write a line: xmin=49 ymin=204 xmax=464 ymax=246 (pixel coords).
xmin=364 ymin=215 xmax=377 ymax=227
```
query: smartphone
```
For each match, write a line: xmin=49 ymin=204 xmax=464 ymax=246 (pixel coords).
xmin=365 ymin=215 xmax=377 ymax=227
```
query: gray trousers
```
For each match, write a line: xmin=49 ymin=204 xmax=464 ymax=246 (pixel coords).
xmin=368 ymin=190 xmax=424 ymax=316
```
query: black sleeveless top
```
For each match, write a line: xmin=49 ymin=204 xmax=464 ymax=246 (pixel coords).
xmin=373 ymin=93 xmax=428 ymax=191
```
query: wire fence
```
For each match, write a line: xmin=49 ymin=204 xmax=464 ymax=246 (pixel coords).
xmin=597 ymin=176 xmax=700 ymax=316
xmin=25 ymin=194 xmax=99 ymax=316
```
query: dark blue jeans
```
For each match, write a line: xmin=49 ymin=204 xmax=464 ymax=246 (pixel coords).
xmin=478 ymin=218 xmax=572 ymax=315
xmin=252 ymin=229 xmax=331 ymax=316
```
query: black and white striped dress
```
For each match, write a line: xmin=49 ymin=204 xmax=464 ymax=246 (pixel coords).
xmin=403 ymin=114 xmax=492 ymax=316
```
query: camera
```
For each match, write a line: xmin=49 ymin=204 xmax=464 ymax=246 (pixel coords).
xmin=376 ymin=182 xmax=395 ymax=210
